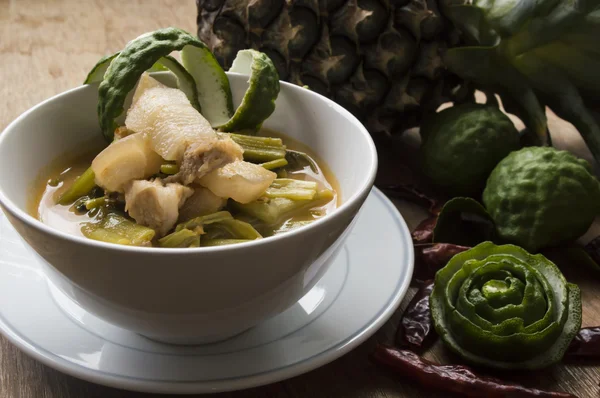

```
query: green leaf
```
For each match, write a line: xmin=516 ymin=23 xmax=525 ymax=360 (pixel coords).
xmin=433 ymin=197 xmax=496 ymax=246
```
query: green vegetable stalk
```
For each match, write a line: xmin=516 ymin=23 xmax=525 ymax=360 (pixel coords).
xmin=57 ymin=167 xmax=96 ymax=205
xmin=223 ymin=133 xmax=287 ymax=163
xmin=430 ymin=242 xmax=581 ymax=370
xmin=264 ymin=178 xmax=318 ymax=201
xmin=233 ymin=188 xmax=334 ymax=224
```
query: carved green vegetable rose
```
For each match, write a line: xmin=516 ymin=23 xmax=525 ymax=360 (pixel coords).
xmin=430 ymin=242 xmax=582 ymax=370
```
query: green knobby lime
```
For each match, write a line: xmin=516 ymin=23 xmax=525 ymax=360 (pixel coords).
xmin=483 ymin=146 xmax=600 ymax=252
xmin=420 ymin=103 xmax=520 ymax=196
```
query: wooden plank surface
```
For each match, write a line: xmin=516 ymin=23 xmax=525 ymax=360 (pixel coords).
xmin=0 ymin=0 xmax=598 ymax=397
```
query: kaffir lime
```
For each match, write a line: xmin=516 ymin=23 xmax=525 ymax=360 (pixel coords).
xmin=483 ymin=147 xmax=600 ymax=252
xmin=421 ymin=103 xmax=520 ymax=196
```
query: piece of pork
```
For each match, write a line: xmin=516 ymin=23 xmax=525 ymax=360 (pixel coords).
xmin=168 ymin=136 xmax=243 ymax=185
xmin=125 ymin=73 xmax=242 ymax=184
xmin=92 ymin=133 xmax=163 ymax=193
xmin=124 ymin=179 xmax=193 ymax=237
xmin=197 ymin=160 xmax=277 ymax=204
xmin=178 ymin=185 xmax=227 ymax=223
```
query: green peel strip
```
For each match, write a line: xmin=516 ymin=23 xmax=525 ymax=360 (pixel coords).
xmin=217 ymin=49 xmax=280 ymax=133
xmin=430 ymin=241 xmax=582 ymax=370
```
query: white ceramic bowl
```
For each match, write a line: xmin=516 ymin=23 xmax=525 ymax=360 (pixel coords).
xmin=0 ymin=72 xmax=377 ymax=344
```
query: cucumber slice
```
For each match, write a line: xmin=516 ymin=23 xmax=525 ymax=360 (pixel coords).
xmin=218 ymin=50 xmax=280 ymax=133
xmin=155 ymin=55 xmax=201 ymax=111
xmin=84 ymin=53 xmax=167 ymax=85
xmin=181 ymin=46 xmax=234 ymax=127
xmin=97 ymin=28 xmax=231 ymax=141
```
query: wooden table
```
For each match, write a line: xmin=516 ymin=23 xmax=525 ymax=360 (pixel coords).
xmin=1 ymin=0 xmax=599 ymax=396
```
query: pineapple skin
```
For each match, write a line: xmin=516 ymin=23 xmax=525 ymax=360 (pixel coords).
xmin=196 ymin=0 xmax=470 ymax=138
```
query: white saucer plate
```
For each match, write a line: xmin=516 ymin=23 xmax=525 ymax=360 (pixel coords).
xmin=0 ymin=188 xmax=413 ymax=394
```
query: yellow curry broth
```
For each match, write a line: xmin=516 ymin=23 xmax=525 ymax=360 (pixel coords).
xmin=30 ymin=130 xmax=340 ymax=242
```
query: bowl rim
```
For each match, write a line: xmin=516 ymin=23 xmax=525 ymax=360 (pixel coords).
xmin=0 ymin=73 xmax=378 ymax=254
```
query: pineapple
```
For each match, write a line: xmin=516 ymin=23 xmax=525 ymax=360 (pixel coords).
xmin=196 ymin=0 xmax=471 ymax=139
xmin=197 ymin=0 xmax=600 ymax=169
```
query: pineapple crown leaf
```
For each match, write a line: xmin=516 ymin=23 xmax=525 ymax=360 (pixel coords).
xmin=441 ymin=0 xmax=600 ymax=163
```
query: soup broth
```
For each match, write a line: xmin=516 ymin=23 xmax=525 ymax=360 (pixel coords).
xmin=31 ymin=129 xmax=339 ymax=247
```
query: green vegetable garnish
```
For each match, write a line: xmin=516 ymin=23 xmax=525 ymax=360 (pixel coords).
xmin=158 ymin=228 xmax=200 ymax=248
xmin=430 ymin=242 xmax=582 ymax=370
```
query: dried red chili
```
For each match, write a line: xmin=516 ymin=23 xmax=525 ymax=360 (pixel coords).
xmin=378 ymin=184 xmax=443 ymax=215
xmin=412 ymin=216 xmax=437 ymax=244
xmin=413 ymin=243 xmax=471 ymax=284
xmin=565 ymin=327 xmax=600 ymax=360
xmin=396 ymin=280 xmax=436 ymax=352
xmin=370 ymin=345 xmax=577 ymax=398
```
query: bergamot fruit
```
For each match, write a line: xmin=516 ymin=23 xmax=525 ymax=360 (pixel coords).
xmin=421 ymin=103 xmax=520 ymax=196
xmin=483 ymin=147 xmax=600 ymax=252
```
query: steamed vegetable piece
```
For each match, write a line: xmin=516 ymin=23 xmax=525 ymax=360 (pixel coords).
xmin=198 ymin=160 xmax=277 ymax=204
xmin=430 ymin=242 xmax=582 ymax=370
xmin=202 ymin=219 xmax=262 ymax=240
xmin=91 ymin=132 xmax=163 ymax=193
xmin=158 ymin=228 xmax=200 ymax=248
xmin=234 ymin=188 xmax=334 ymax=224
xmin=174 ymin=211 xmax=262 ymax=241
xmin=81 ymin=213 xmax=155 ymax=246
xmin=176 ymin=211 xmax=233 ymax=232
xmin=57 ymin=167 xmax=96 ymax=205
